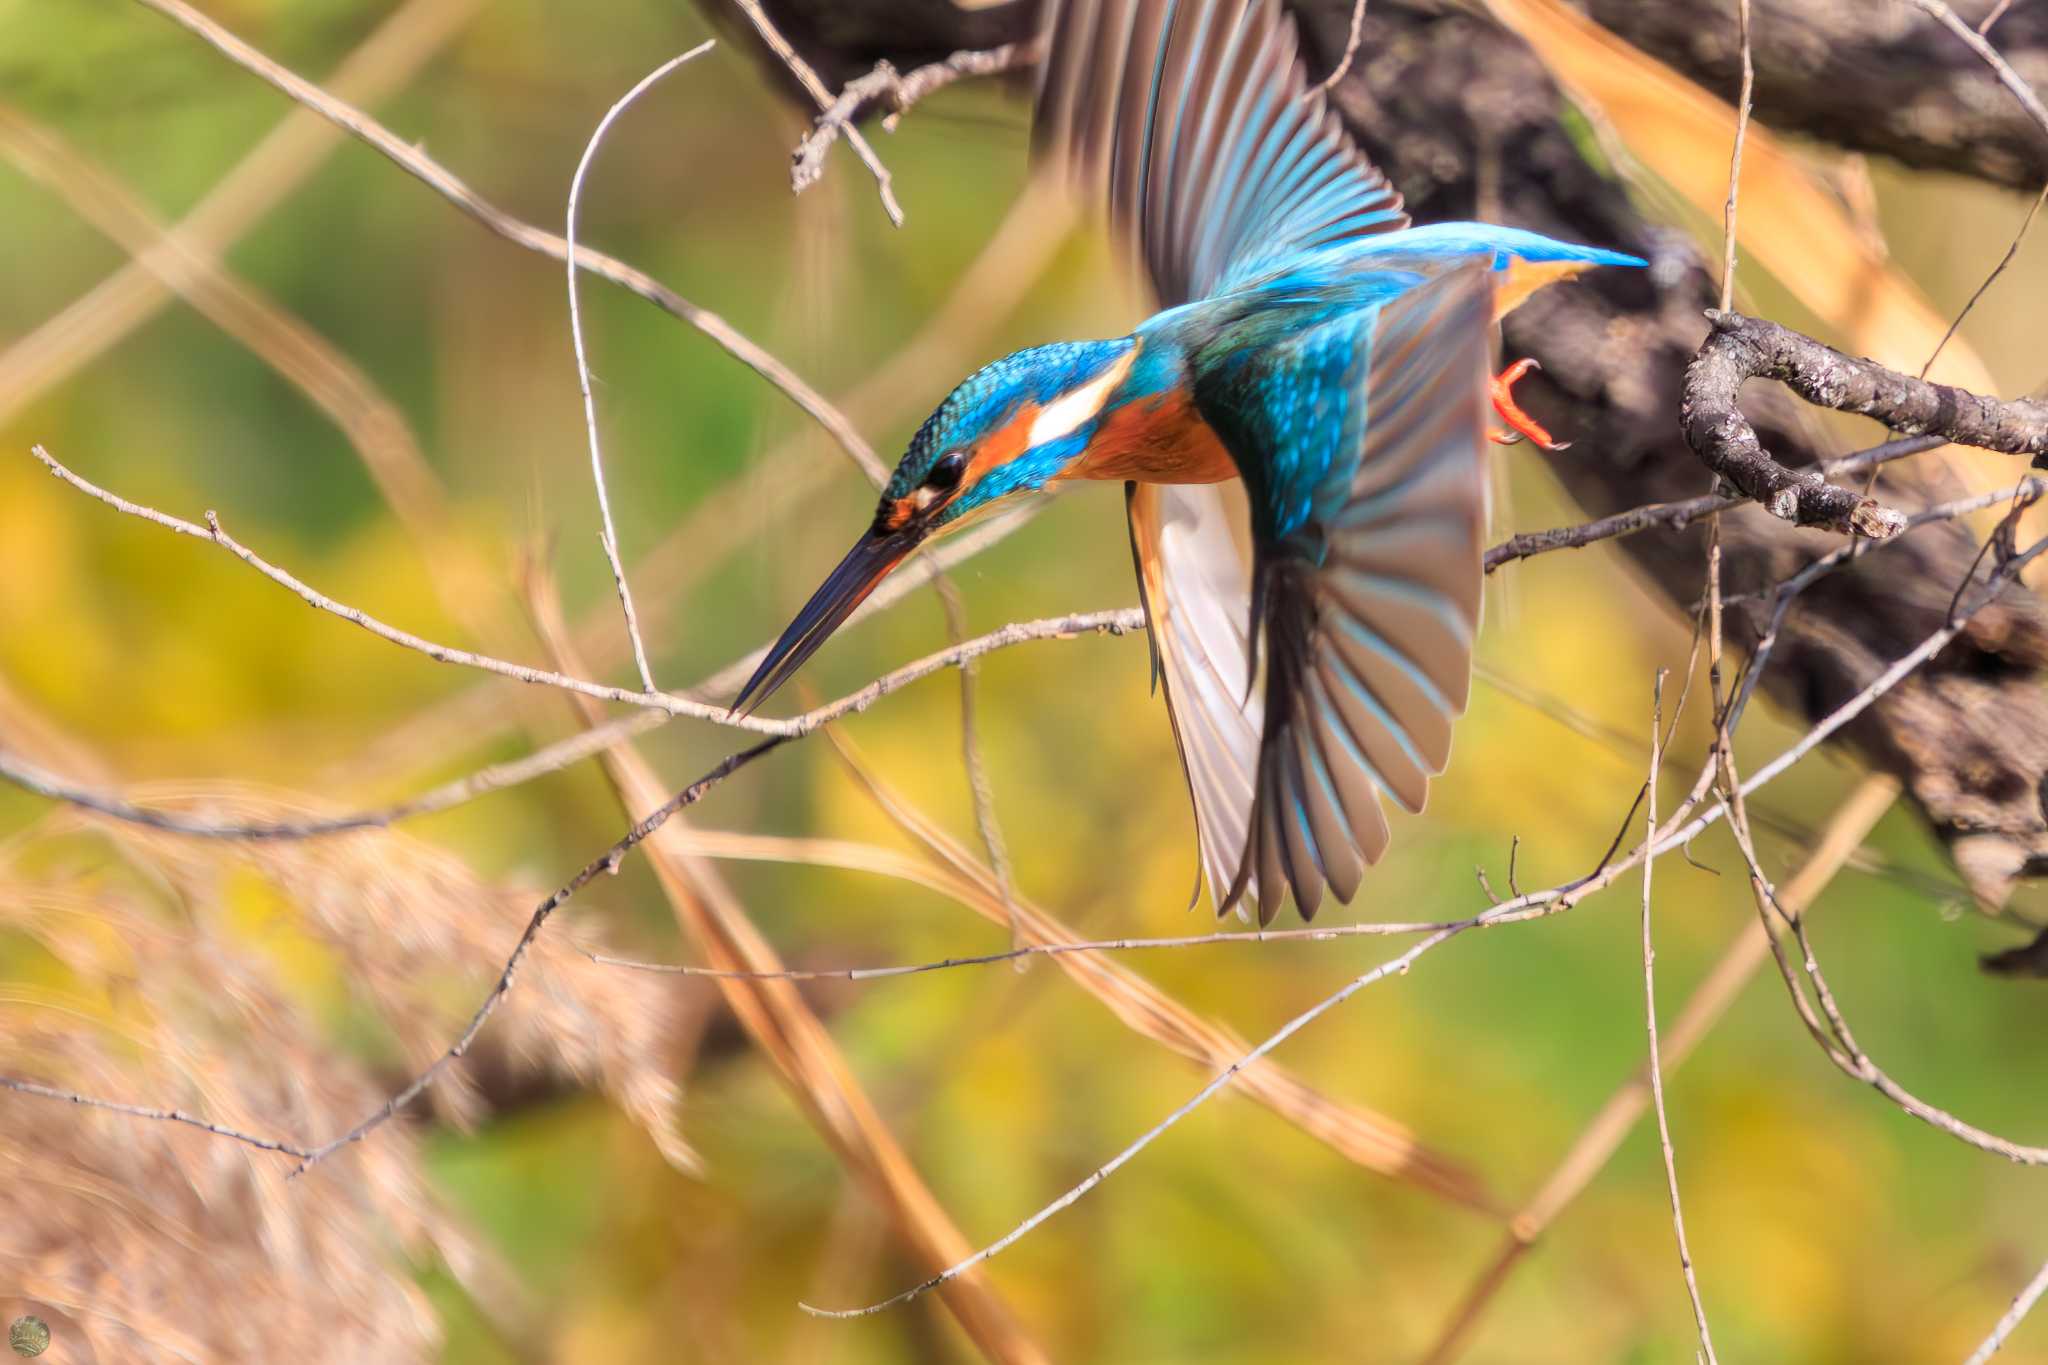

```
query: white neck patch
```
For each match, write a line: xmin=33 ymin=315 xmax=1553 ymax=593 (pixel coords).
xmin=1026 ymin=348 xmax=1137 ymax=450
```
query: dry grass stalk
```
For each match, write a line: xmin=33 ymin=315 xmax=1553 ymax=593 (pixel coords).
xmin=822 ymin=729 xmax=1501 ymax=1213
xmin=527 ymin=582 xmax=1051 ymax=1365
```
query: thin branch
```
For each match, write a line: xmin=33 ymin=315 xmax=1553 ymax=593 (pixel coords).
xmin=1641 ymin=672 xmax=1719 ymax=1363
xmin=1923 ymin=178 xmax=2048 ymax=380
xmin=33 ymin=438 xmax=1138 ymax=738
xmin=1680 ymin=312 xmax=2048 ymax=537
xmin=1978 ymin=0 xmax=2018 ymax=37
xmin=1 ymin=0 xmax=482 ymax=432
xmin=1725 ymin=477 xmax=2048 ymax=736
xmin=0 ymin=1075 xmax=313 ymax=1159
xmin=1418 ymin=775 xmax=1899 ymax=1365
xmin=285 ymin=737 xmax=784 ymax=1177
xmin=128 ymin=0 xmax=886 ymax=484
xmin=1719 ymin=0 xmax=1754 ymax=311
xmin=794 ymin=43 xmax=1039 ymax=197
xmin=582 ymin=913 xmax=1562 ymax=981
xmin=727 ymin=0 xmax=904 ymax=224
xmin=802 ymin=530 xmax=2048 ymax=1318
xmin=1308 ymin=0 xmax=1370 ymax=98
xmin=1907 ymin=0 xmax=2048 ymax=143
xmin=566 ymin=47 xmax=713 ymax=693
xmin=801 ymin=918 xmax=1481 ymax=1319
xmin=1966 ymin=1253 xmax=2048 ymax=1365
xmin=1781 ymin=904 xmax=2048 ymax=1164
xmin=1484 ymin=435 xmax=1943 ymax=572
xmin=0 ymin=709 xmax=667 ymax=840
xmin=26 ymin=533 xmax=2028 ymax=1185
xmin=20 ymin=442 xmax=2022 ymax=845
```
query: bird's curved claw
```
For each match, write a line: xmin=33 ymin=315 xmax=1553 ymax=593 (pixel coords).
xmin=1489 ymin=357 xmax=1571 ymax=452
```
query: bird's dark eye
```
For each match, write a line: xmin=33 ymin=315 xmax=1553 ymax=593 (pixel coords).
xmin=924 ymin=451 xmax=967 ymax=491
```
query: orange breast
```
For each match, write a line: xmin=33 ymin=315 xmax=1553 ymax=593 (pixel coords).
xmin=1059 ymin=387 xmax=1239 ymax=485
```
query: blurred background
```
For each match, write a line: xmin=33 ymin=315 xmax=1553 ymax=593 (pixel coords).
xmin=2 ymin=1 xmax=2047 ymax=1361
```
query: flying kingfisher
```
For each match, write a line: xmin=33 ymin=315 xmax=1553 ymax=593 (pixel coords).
xmin=735 ymin=0 xmax=1644 ymax=924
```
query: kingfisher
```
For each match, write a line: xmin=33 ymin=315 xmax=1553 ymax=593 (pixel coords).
xmin=735 ymin=0 xmax=1644 ymax=925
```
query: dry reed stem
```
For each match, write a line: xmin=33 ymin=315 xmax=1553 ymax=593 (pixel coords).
xmin=127 ymin=0 xmax=886 ymax=483
xmin=527 ymin=581 xmax=1049 ymax=1365
xmin=823 ymin=729 xmax=1498 ymax=1208
xmin=0 ymin=0 xmax=484 ymax=428
xmin=812 ymin=530 xmax=2048 ymax=1317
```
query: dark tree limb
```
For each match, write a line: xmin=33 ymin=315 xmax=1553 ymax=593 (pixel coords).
xmin=706 ymin=0 xmax=2048 ymax=932
xmin=1680 ymin=311 xmax=2048 ymax=538
xmin=1585 ymin=0 xmax=2048 ymax=190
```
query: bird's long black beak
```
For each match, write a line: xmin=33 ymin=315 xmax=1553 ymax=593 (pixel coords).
xmin=730 ymin=523 xmax=922 ymax=717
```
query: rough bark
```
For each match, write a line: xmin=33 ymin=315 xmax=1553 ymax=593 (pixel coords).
xmin=1583 ymin=0 xmax=2048 ymax=192
xmin=711 ymin=0 xmax=2048 ymax=938
xmin=1681 ymin=311 xmax=2048 ymax=536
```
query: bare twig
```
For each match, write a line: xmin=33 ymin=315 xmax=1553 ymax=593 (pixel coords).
xmin=1778 ymin=904 xmax=2048 ymax=1164
xmin=0 ymin=710 xmax=664 ymax=840
xmin=566 ymin=47 xmax=714 ymax=693
xmin=802 ymin=531 xmax=2048 ymax=1318
xmin=1681 ymin=312 xmax=2048 ymax=536
xmin=1308 ymin=0 xmax=1370 ymax=98
xmin=1966 ymin=1252 xmax=2048 ymax=1365
xmin=1419 ymin=775 xmax=1900 ymax=1365
xmin=728 ymin=0 xmax=904 ymax=224
xmin=1719 ymin=0 xmax=1754 ymax=311
xmin=1483 ymin=435 xmax=1944 ymax=571
xmin=129 ymin=0 xmax=886 ymax=484
xmin=1923 ymin=179 xmax=2048 ymax=380
xmin=0 ymin=0 xmax=483 ymax=429
xmin=1978 ymin=0 xmax=2018 ymax=37
xmin=286 ymin=738 xmax=784 ymax=1177
xmin=1907 ymin=0 xmax=2048 ymax=143
xmin=794 ymin=43 xmax=1038 ymax=197
xmin=1640 ymin=672 xmax=1718 ymax=1363
xmin=0 ymin=1075 xmax=313 ymax=1159
xmin=34 ymin=437 xmax=1138 ymax=737
xmin=528 ymin=577 xmax=1050 ymax=1364
xmin=801 ymin=917 xmax=1484 ymax=1319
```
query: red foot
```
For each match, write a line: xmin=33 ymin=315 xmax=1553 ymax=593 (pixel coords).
xmin=1489 ymin=358 xmax=1570 ymax=451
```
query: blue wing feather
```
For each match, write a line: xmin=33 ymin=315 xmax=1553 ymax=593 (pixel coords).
xmin=1036 ymin=0 xmax=1409 ymax=307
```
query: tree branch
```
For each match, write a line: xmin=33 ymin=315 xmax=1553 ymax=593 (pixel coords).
xmin=1681 ymin=312 xmax=2048 ymax=537
xmin=792 ymin=42 xmax=1039 ymax=198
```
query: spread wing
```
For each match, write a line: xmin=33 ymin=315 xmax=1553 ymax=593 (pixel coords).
xmin=1033 ymin=0 xmax=1410 ymax=308
xmin=1218 ymin=265 xmax=1492 ymax=923
xmin=1132 ymin=266 xmax=1491 ymax=924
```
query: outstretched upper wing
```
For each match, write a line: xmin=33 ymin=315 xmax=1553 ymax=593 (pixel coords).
xmin=1034 ymin=0 xmax=1410 ymax=307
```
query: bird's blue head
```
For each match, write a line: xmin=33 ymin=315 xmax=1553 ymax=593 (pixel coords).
xmin=733 ymin=337 xmax=1138 ymax=713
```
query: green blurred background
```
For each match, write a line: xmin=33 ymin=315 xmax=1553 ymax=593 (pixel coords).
xmin=3 ymin=1 xmax=2047 ymax=1361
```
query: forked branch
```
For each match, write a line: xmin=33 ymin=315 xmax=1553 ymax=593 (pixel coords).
xmin=1681 ymin=311 xmax=2048 ymax=537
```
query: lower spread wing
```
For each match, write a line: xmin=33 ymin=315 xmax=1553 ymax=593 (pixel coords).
xmin=1128 ymin=480 xmax=1263 ymax=915
xmin=1147 ymin=264 xmax=1493 ymax=925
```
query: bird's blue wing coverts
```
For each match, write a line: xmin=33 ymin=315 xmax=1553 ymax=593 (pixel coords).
xmin=1034 ymin=0 xmax=1409 ymax=306
xmin=1134 ymin=266 xmax=1493 ymax=923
